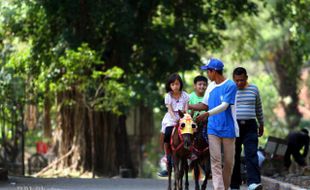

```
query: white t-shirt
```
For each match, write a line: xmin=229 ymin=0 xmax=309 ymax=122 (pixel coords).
xmin=161 ymin=91 xmax=189 ymax=133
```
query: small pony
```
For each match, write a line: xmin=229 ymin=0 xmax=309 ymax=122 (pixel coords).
xmin=190 ymin=121 xmax=211 ymax=190
xmin=168 ymin=111 xmax=197 ymax=190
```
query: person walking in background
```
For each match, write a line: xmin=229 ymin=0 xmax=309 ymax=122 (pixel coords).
xmin=284 ymin=128 xmax=309 ymax=171
xmin=159 ymin=73 xmax=189 ymax=176
xmin=230 ymin=67 xmax=264 ymax=190
xmin=189 ymin=58 xmax=238 ymax=190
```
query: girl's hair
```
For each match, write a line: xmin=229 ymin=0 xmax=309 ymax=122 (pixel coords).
xmin=165 ymin=73 xmax=183 ymax=92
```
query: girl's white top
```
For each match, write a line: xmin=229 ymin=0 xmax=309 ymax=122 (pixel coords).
xmin=161 ymin=91 xmax=189 ymax=133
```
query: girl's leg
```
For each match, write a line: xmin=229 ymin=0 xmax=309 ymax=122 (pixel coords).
xmin=164 ymin=143 xmax=172 ymax=165
xmin=164 ymin=127 xmax=174 ymax=170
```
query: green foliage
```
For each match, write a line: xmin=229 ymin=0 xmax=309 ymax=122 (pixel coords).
xmin=51 ymin=44 xmax=130 ymax=114
xmin=223 ymin=0 xmax=310 ymax=132
xmin=225 ymin=0 xmax=310 ymax=63
xmin=299 ymin=119 xmax=310 ymax=131
xmin=251 ymin=74 xmax=287 ymax=137
xmin=271 ymin=0 xmax=310 ymax=58
xmin=53 ymin=44 xmax=102 ymax=92
xmin=0 ymin=43 xmax=26 ymax=145
xmin=1 ymin=0 xmax=261 ymax=112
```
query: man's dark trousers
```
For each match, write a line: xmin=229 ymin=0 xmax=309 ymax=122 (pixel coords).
xmin=230 ymin=119 xmax=261 ymax=188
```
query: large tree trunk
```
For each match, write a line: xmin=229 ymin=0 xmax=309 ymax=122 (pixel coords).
xmin=115 ymin=115 xmax=136 ymax=177
xmin=90 ymin=111 xmax=119 ymax=176
xmin=272 ymin=41 xmax=302 ymax=128
xmin=55 ymin=88 xmax=86 ymax=169
xmin=71 ymin=90 xmax=86 ymax=170
xmin=55 ymin=89 xmax=135 ymax=176
xmin=56 ymin=90 xmax=75 ymax=168
xmin=43 ymin=93 xmax=52 ymax=138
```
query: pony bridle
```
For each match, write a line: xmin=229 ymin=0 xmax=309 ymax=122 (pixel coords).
xmin=179 ymin=113 xmax=197 ymax=135
xmin=171 ymin=113 xmax=197 ymax=152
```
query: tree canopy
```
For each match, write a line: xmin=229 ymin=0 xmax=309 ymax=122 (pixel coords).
xmin=1 ymin=0 xmax=260 ymax=111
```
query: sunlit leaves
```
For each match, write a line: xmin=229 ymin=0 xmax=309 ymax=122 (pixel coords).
xmin=271 ymin=0 xmax=310 ymax=58
xmin=1 ymin=0 xmax=261 ymax=115
xmin=57 ymin=44 xmax=101 ymax=90
xmin=49 ymin=43 xmax=129 ymax=114
xmin=102 ymin=66 xmax=124 ymax=80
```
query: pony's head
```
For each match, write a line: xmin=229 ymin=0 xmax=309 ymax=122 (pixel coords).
xmin=179 ymin=113 xmax=196 ymax=135
xmin=178 ymin=112 xmax=197 ymax=150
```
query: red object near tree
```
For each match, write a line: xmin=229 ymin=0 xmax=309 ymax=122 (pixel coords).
xmin=36 ymin=142 xmax=48 ymax=154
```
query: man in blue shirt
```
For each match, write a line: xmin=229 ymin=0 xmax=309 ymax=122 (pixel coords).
xmin=189 ymin=58 xmax=238 ymax=190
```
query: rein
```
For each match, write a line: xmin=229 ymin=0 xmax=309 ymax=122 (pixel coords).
xmin=192 ymin=125 xmax=209 ymax=155
xmin=170 ymin=126 xmax=193 ymax=152
xmin=192 ymin=142 xmax=209 ymax=156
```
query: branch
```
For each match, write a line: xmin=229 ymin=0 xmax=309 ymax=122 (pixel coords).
xmin=32 ymin=146 xmax=75 ymax=177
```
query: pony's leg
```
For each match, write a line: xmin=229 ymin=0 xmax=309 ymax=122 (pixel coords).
xmin=193 ymin=160 xmax=200 ymax=190
xmin=201 ymin=163 xmax=207 ymax=190
xmin=184 ymin=158 xmax=189 ymax=190
xmin=167 ymin=154 xmax=172 ymax=190
xmin=179 ymin=160 xmax=184 ymax=190
xmin=174 ymin=158 xmax=179 ymax=190
xmin=201 ymin=157 xmax=211 ymax=190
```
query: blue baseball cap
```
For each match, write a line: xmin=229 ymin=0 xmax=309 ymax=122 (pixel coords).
xmin=200 ymin=58 xmax=224 ymax=71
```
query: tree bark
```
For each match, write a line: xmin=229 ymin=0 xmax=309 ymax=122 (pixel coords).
xmin=43 ymin=93 xmax=52 ymax=138
xmin=115 ymin=115 xmax=136 ymax=177
xmin=71 ymin=90 xmax=86 ymax=171
xmin=87 ymin=108 xmax=95 ymax=178
xmin=56 ymin=91 xmax=75 ymax=168
xmin=273 ymin=41 xmax=302 ymax=128
xmin=55 ymin=89 xmax=131 ymax=176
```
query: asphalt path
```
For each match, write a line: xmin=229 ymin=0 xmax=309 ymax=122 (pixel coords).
xmin=0 ymin=177 xmax=247 ymax=190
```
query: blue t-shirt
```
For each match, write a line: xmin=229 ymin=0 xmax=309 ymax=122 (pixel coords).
xmin=202 ymin=79 xmax=238 ymax=138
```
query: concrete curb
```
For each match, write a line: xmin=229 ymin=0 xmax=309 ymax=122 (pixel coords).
xmin=262 ymin=176 xmax=308 ymax=190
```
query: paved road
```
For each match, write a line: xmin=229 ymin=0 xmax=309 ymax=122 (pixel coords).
xmin=0 ymin=177 xmax=247 ymax=190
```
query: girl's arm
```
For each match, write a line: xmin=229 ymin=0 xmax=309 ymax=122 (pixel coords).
xmin=167 ymin=104 xmax=177 ymax=121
